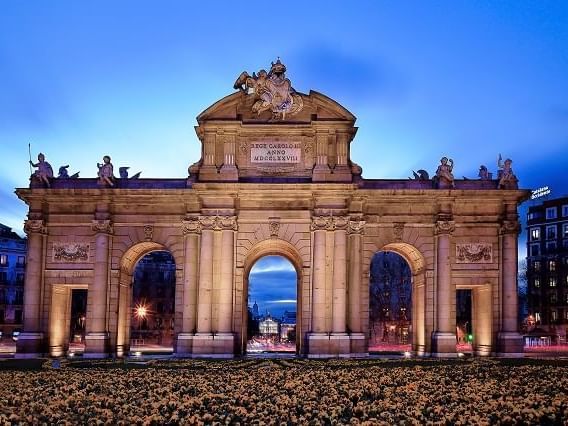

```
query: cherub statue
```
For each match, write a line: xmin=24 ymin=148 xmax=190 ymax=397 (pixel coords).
xmin=30 ymin=153 xmax=54 ymax=187
xmin=435 ymin=156 xmax=454 ymax=188
xmin=97 ymin=155 xmax=115 ymax=187
xmin=497 ymin=154 xmax=518 ymax=189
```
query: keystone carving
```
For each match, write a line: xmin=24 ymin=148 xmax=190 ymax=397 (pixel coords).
xmin=269 ymin=220 xmax=280 ymax=238
xmin=393 ymin=222 xmax=405 ymax=241
xmin=143 ymin=225 xmax=153 ymax=241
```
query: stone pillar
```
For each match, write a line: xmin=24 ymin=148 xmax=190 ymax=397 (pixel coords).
xmin=347 ymin=218 xmax=365 ymax=354
xmin=431 ymin=217 xmax=456 ymax=356
xmin=333 ymin=131 xmax=352 ymax=182
xmin=196 ymin=223 xmax=214 ymax=334
xmin=16 ymin=219 xmax=47 ymax=356
xmin=473 ymin=285 xmax=492 ymax=356
xmin=176 ymin=217 xmax=201 ymax=355
xmin=85 ymin=219 xmax=112 ymax=357
xmin=313 ymin=131 xmax=330 ymax=181
xmin=218 ymin=218 xmax=236 ymax=333
xmin=498 ymin=218 xmax=524 ymax=355
xmin=330 ymin=217 xmax=350 ymax=354
xmin=219 ymin=134 xmax=238 ymax=180
xmin=49 ymin=285 xmax=68 ymax=357
xmin=307 ymin=216 xmax=330 ymax=356
xmin=199 ymin=130 xmax=218 ymax=180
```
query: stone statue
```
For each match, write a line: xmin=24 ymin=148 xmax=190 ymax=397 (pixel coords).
xmin=434 ymin=157 xmax=454 ymax=189
xmin=497 ymin=154 xmax=518 ymax=189
xmin=57 ymin=165 xmax=80 ymax=179
xmin=233 ymin=58 xmax=303 ymax=120
xmin=478 ymin=165 xmax=490 ymax=180
xmin=411 ymin=169 xmax=430 ymax=180
xmin=97 ymin=155 xmax=115 ymax=187
xmin=119 ymin=167 xmax=129 ymax=179
xmin=30 ymin=153 xmax=54 ymax=187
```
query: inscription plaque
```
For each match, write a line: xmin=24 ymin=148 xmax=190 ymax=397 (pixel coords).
xmin=250 ymin=142 xmax=301 ymax=163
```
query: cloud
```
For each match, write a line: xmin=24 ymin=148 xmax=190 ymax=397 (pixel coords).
xmin=250 ymin=256 xmax=296 ymax=274
xmin=267 ymin=299 xmax=297 ymax=304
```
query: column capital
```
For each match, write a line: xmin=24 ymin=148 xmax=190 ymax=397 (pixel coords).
xmin=435 ymin=219 xmax=455 ymax=235
xmin=91 ymin=219 xmax=113 ymax=234
xmin=24 ymin=219 xmax=47 ymax=235
xmin=348 ymin=219 xmax=366 ymax=235
xmin=181 ymin=217 xmax=202 ymax=235
xmin=500 ymin=219 xmax=520 ymax=235
xmin=311 ymin=215 xmax=349 ymax=231
xmin=199 ymin=215 xmax=238 ymax=231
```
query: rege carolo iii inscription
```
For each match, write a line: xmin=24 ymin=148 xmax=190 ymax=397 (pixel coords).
xmin=250 ymin=142 xmax=301 ymax=163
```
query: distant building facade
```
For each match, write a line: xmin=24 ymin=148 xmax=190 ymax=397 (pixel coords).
xmin=526 ymin=196 xmax=568 ymax=342
xmin=0 ymin=224 xmax=26 ymax=337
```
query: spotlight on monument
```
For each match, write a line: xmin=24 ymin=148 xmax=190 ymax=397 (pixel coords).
xmin=135 ymin=305 xmax=148 ymax=319
xmin=404 ymin=351 xmax=412 ymax=358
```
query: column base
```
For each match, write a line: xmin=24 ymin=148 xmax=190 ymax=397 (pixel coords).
xmin=15 ymin=332 xmax=45 ymax=357
xmin=219 ymin=165 xmax=238 ymax=181
xmin=431 ymin=332 xmax=457 ymax=357
xmin=307 ymin=333 xmax=351 ymax=357
xmin=497 ymin=332 xmax=524 ymax=356
xmin=84 ymin=332 xmax=110 ymax=358
xmin=349 ymin=333 xmax=366 ymax=355
xmin=175 ymin=333 xmax=195 ymax=357
xmin=473 ymin=344 xmax=492 ymax=357
xmin=190 ymin=333 xmax=235 ymax=357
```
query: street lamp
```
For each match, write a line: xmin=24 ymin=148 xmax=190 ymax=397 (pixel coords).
xmin=135 ymin=304 xmax=148 ymax=333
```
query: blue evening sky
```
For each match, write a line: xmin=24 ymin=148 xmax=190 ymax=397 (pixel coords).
xmin=1 ymin=2 xmax=567 ymax=283
xmin=249 ymin=256 xmax=296 ymax=319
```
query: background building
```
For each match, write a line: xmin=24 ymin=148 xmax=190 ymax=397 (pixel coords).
xmin=526 ymin=196 xmax=568 ymax=343
xmin=0 ymin=224 xmax=26 ymax=338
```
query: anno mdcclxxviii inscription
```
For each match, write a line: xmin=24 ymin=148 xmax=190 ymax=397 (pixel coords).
xmin=250 ymin=142 xmax=301 ymax=163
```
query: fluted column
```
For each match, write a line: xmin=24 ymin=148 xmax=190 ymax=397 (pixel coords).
xmin=332 ymin=217 xmax=348 ymax=333
xmin=16 ymin=219 xmax=47 ymax=355
xmin=203 ymin=131 xmax=216 ymax=166
xmin=196 ymin=218 xmax=214 ymax=334
xmin=176 ymin=217 xmax=201 ymax=354
xmin=219 ymin=134 xmax=238 ymax=180
xmin=432 ymin=216 xmax=456 ymax=356
xmin=311 ymin=216 xmax=329 ymax=333
xmin=218 ymin=217 xmax=237 ymax=333
xmin=498 ymin=218 xmax=524 ymax=354
xmin=85 ymin=219 xmax=112 ymax=356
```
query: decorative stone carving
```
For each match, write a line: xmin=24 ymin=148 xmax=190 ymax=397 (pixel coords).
xmin=53 ymin=243 xmax=90 ymax=262
xmin=30 ymin=152 xmax=53 ymax=187
xmin=91 ymin=219 xmax=113 ymax=234
xmin=334 ymin=216 xmax=349 ymax=231
xmin=233 ymin=58 xmax=304 ymax=120
xmin=456 ymin=243 xmax=493 ymax=263
xmin=239 ymin=141 xmax=248 ymax=154
xmin=269 ymin=221 xmax=280 ymax=238
xmin=143 ymin=225 xmax=153 ymax=241
xmin=97 ymin=155 xmax=115 ymax=187
xmin=304 ymin=142 xmax=313 ymax=154
xmin=497 ymin=155 xmax=518 ymax=190
xmin=199 ymin=216 xmax=238 ymax=231
xmin=500 ymin=220 xmax=520 ymax=235
xmin=393 ymin=222 xmax=405 ymax=241
xmin=181 ymin=217 xmax=202 ymax=235
xmin=348 ymin=219 xmax=366 ymax=235
xmin=434 ymin=156 xmax=455 ymax=189
xmin=435 ymin=219 xmax=455 ymax=235
xmin=311 ymin=216 xmax=349 ymax=231
xmin=24 ymin=219 xmax=47 ymax=235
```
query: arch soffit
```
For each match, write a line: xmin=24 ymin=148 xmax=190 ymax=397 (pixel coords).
xmin=119 ymin=241 xmax=169 ymax=275
xmin=243 ymin=239 xmax=304 ymax=278
xmin=373 ymin=242 xmax=426 ymax=275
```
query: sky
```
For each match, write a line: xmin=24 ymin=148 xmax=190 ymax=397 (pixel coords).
xmin=1 ymin=1 xmax=567 ymax=295
xmin=249 ymin=256 xmax=296 ymax=319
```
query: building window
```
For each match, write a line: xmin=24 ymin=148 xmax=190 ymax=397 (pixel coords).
xmin=0 ymin=271 xmax=7 ymax=282
xmin=548 ymin=260 xmax=556 ymax=272
xmin=16 ymin=256 xmax=25 ymax=266
xmin=533 ymin=261 xmax=541 ymax=272
xmin=546 ymin=242 xmax=557 ymax=252
xmin=530 ymin=228 xmax=541 ymax=241
xmin=551 ymin=310 xmax=558 ymax=321
xmin=563 ymin=239 xmax=568 ymax=249
xmin=546 ymin=225 xmax=557 ymax=240
xmin=534 ymin=278 xmax=540 ymax=288
xmin=0 ymin=254 xmax=7 ymax=266
xmin=535 ymin=312 xmax=541 ymax=323
xmin=563 ymin=224 xmax=568 ymax=238
xmin=565 ymin=310 xmax=568 ymax=320
xmin=549 ymin=277 xmax=557 ymax=287
xmin=546 ymin=207 xmax=557 ymax=219
xmin=16 ymin=273 xmax=24 ymax=283
xmin=531 ymin=244 xmax=540 ymax=256
xmin=563 ymin=205 xmax=568 ymax=217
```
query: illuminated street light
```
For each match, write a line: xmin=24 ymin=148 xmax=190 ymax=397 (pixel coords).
xmin=135 ymin=305 xmax=148 ymax=319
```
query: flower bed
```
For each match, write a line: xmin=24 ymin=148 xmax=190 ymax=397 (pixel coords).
xmin=0 ymin=358 xmax=567 ymax=424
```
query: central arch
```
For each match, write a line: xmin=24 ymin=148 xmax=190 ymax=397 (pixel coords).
xmin=241 ymin=239 xmax=304 ymax=355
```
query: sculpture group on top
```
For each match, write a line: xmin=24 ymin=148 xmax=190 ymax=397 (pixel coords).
xmin=410 ymin=154 xmax=518 ymax=190
xmin=233 ymin=58 xmax=304 ymax=120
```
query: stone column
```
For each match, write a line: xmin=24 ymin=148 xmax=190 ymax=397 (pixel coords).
xmin=85 ymin=219 xmax=112 ymax=357
xmin=313 ymin=131 xmax=330 ymax=181
xmin=196 ymin=218 xmax=214 ymax=335
xmin=199 ymin=130 xmax=218 ymax=180
xmin=348 ymin=218 xmax=365 ymax=354
xmin=330 ymin=217 xmax=350 ymax=354
xmin=498 ymin=218 xmax=524 ymax=355
xmin=333 ymin=131 xmax=352 ymax=182
xmin=16 ymin=219 xmax=47 ymax=356
xmin=431 ymin=217 xmax=456 ymax=356
xmin=308 ymin=216 xmax=330 ymax=356
xmin=218 ymin=217 xmax=236 ymax=333
xmin=176 ymin=217 xmax=201 ymax=355
xmin=49 ymin=285 xmax=68 ymax=357
xmin=473 ymin=285 xmax=492 ymax=356
xmin=219 ymin=134 xmax=238 ymax=180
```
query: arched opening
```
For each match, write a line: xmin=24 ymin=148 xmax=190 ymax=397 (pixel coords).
xmin=369 ymin=251 xmax=412 ymax=353
xmin=129 ymin=251 xmax=176 ymax=355
xmin=245 ymin=255 xmax=298 ymax=354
